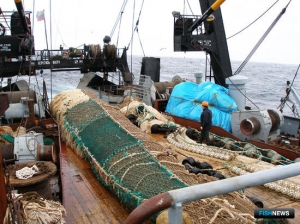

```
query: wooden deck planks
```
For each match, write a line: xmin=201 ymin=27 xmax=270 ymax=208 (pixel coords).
xmin=60 ymin=143 xmax=130 ymax=224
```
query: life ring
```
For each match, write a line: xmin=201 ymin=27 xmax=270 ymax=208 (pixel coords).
xmin=0 ymin=23 xmax=5 ymax=36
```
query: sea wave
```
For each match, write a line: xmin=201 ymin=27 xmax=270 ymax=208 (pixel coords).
xmin=2 ymin=55 xmax=299 ymax=117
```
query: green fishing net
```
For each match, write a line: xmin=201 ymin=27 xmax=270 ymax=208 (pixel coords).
xmin=0 ymin=134 xmax=14 ymax=143
xmin=63 ymin=99 xmax=187 ymax=212
xmin=43 ymin=137 xmax=54 ymax=146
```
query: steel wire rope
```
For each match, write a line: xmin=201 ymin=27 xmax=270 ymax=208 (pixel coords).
xmin=54 ymin=21 xmax=66 ymax=48
xmin=25 ymin=133 xmax=39 ymax=161
xmin=185 ymin=0 xmax=195 ymax=16
xmin=32 ymin=0 xmax=35 ymax=35
xmin=136 ymin=29 xmax=145 ymax=57
xmin=277 ymin=63 xmax=300 ymax=116
xmin=278 ymin=64 xmax=300 ymax=108
xmin=107 ymin=2 xmax=127 ymax=87
xmin=124 ymin=0 xmax=145 ymax=104
xmin=234 ymin=0 xmax=292 ymax=76
xmin=126 ymin=0 xmax=145 ymax=55
xmin=73 ymin=0 xmax=80 ymax=47
xmin=16 ymin=0 xmax=43 ymax=119
xmin=135 ymin=0 xmax=146 ymax=57
xmin=110 ymin=0 xmax=129 ymax=38
xmin=286 ymin=102 xmax=300 ymax=117
xmin=128 ymin=0 xmax=136 ymax=92
xmin=27 ymin=0 xmax=44 ymax=120
xmin=227 ymin=0 xmax=280 ymax=40
xmin=115 ymin=12 xmax=124 ymax=50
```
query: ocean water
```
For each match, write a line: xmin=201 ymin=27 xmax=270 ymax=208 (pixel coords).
xmin=3 ymin=55 xmax=299 ymax=117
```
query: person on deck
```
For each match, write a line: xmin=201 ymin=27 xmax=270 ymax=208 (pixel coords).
xmin=199 ymin=101 xmax=212 ymax=145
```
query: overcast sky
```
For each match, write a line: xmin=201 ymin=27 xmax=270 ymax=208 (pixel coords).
xmin=2 ymin=0 xmax=300 ymax=65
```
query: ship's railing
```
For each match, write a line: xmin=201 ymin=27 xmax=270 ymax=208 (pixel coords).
xmin=33 ymin=46 xmax=126 ymax=61
xmin=125 ymin=162 xmax=300 ymax=224
xmin=131 ymin=75 xmax=155 ymax=106
xmin=173 ymin=14 xmax=204 ymax=36
xmin=0 ymin=10 xmax=32 ymax=36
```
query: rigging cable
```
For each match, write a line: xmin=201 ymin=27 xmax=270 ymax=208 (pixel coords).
xmin=32 ymin=0 xmax=35 ymax=35
xmin=136 ymin=28 xmax=145 ymax=57
xmin=135 ymin=0 xmax=146 ymax=58
xmin=53 ymin=18 xmax=66 ymax=48
xmin=233 ymin=0 xmax=292 ymax=76
xmin=277 ymin=63 xmax=300 ymax=115
xmin=130 ymin=0 xmax=136 ymax=74
xmin=227 ymin=0 xmax=279 ymax=40
xmin=126 ymin=0 xmax=145 ymax=51
xmin=110 ymin=0 xmax=129 ymax=38
xmin=115 ymin=11 xmax=124 ymax=49
xmin=185 ymin=0 xmax=195 ymax=16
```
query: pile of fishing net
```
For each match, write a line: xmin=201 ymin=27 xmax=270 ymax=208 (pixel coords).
xmin=50 ymin=89 xmax=263 ymax=223
xmin=119 ymin=99 xmax=178 ymax=133
xmin=3 ymin=192 xmax=66 ymax=224
xmin=0 ymin=126 xmax=26 ymax=143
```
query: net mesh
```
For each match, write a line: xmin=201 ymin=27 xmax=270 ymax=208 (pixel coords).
xmin=50 ymin=90 xmax=280 ymax=223
xmin=57 ymin=98 xmax=187 ymax=212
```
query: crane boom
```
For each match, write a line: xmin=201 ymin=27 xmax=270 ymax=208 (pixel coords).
xmin=173 ymin=0 xmax=232 ymax=87
xmin=14 ymin=0 xmax=30 ymax=35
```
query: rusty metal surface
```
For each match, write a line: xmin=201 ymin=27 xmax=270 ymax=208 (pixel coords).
xmin=0 ymin=93 xmax=9 ymax=116
xmin=0 ymin=149 xmax=8 ymax=223
xmin=124 ymin=192 xmax=173 ymax=224
xmin=0 ymin=144 xmax=14 ymax=163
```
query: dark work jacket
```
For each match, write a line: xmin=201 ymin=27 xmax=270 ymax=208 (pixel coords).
xmin=200 ymin=107 xmax=212 ymax=131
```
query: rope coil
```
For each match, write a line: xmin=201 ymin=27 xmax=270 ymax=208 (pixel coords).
xmin=16 ymin=165 xmax=39 ymax=180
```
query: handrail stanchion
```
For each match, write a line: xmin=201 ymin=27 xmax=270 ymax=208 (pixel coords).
xmin=169 ymin=202 xmax=183 ymax=224
xmin=125 ymin=162 xmax=300 ymax=224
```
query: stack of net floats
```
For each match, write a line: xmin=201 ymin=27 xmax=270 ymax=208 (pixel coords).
xmin=50 ymin=89 xmax=259 ymax=223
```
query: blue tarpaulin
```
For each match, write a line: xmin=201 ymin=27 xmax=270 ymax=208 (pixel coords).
xmin=165 ymin=82 xmax=238 ymax=132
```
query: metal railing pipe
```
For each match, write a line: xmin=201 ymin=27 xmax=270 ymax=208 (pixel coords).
xmin=125 ymin=162 xmax=300 ymax=224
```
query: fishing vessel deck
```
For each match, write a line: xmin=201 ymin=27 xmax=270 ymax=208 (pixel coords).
xmin=60 ymin=143 xmax=132 ymax=223
xmin=149 ymin=133 xmax=300 ymax=224
xmin=59 ymin=127 xmax=300 ymax=224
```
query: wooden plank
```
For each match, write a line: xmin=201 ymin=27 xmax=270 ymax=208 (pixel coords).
xmin=60 ymin=142 xmax=131 ymax=223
